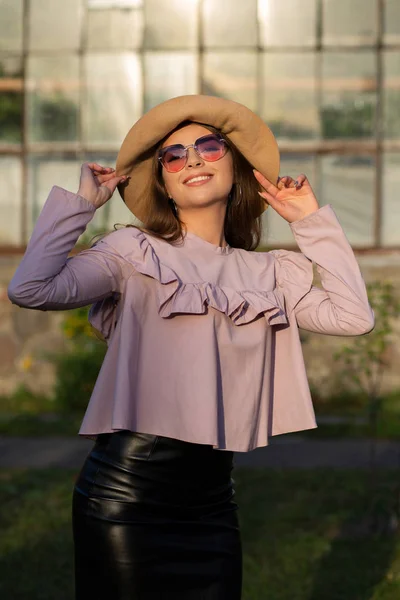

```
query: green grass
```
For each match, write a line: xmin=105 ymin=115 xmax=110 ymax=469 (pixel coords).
xmin=236 ymin=469 xmax=400 ymax=599
xmin=2 ymin=411 xmax=400 ymax=439
xmin=1 ymin=468 xmax=400 ymax=599
xmin=0 ymin=413 xmax=82 ymax=436
xmin=305 ymin=413 xmax=400 ymax=440
xmin=0 ymin=386 xmax=82 ymax=436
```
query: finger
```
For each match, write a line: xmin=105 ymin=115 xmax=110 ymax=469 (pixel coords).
xmin=104 ymin=181 xmax=124 ymax=196
xmin=253 ymin=169 xmax=278 ymax=197
xmin=86 ymin=162 xmax=115 ymax=173
xmin=278 ymin=176 xmax=290 ymax=189
xmin=96 ymin=171 xmax=121 ymax=184
xmin=93 ymin=167 xmax=115 ymax=175
xmin=280 ymin=176 xmax=297 ymax=189
xmin=294 ymin=174 xmax=307 ymax=188
xmin=104 ymin=175 xmax=130 ymax=190
xmin=258 ymin=190 xmax=282 ymax=212
xmin=277 ymin=176 xmax=285 ymax=191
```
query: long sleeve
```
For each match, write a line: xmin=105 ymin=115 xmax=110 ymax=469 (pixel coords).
xmin=8 ymin=185 xmax=133 ymax=310
xmin=272 ymin=204 xmax=375 ymax=336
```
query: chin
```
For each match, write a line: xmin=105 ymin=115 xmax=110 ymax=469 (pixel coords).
xmin=182 ymin=190 xmax=229 ymax=208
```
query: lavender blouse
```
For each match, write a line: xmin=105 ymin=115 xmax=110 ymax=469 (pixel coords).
xmin=8 ymin=186 xmax=374 ymax=451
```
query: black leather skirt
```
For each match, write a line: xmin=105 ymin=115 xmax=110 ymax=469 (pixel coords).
xmin=72 ymin=430 xmax=242 ymax=600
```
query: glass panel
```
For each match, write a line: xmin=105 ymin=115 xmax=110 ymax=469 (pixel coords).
xmin=262 ymin=154 xmax=317 ymax=246
xmin=144 ymin=52 xmax=198 ymax=111
xmin=322 ymin=0 xmax=377 ymax=46
xmin=108 ymin=188 xmax=138 ymax=228
xmin=203 ymin=52 xmax=258 ymax=112
xmin=0 ymin=0 xmax=23 ymax=52
xmin=382 ymin=153 xmax=400 ymax=246
xmin=0 ymin=156 xmax=22 ymax=245
xmin=202 ymin=0 xmax=258 ymax=48
xmin=28 ymin=0 xmax=83 ymax=51
xmin=144 ymin=0 xmax=198 ymax=49
xmin=383 ymin=51 xmax=400 ymax=140
xmin=321 ymin=52 xmax=377 ymax=139
xmin=258 ymin=0 xmax=316 ymax=48
xmin=88 ymin=0 xmax=142 ymax=6
xmin=320 ymin=155 xmax=375 ymax=247
xmin=86 ymin=6 xmax=144 ymax=49
xmin=84 ymin=53 xmax=142 ymax=147
xmin=0 ymin=55 xmax=23 ymax=143
xmin=384 ymin=0 xmax=400 ymax=44
xmin=26 ymin=56 xmax=80 ymax=143
xmin=261 ymin=53 xmax=319 ymax=140
xmin=27 ymin=156 xmax=106 ymax=240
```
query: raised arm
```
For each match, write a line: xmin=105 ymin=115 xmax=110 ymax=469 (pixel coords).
xmin=272 ymin=205 xmax=375 ymax=335
xmin=8 ymin=164 xmax=131 ymax=310
xmin=254 ymin=169 xmax=374 ymax=336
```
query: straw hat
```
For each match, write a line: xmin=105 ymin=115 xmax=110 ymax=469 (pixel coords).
xmin=115 ymin=94 xmax=280 ymax=221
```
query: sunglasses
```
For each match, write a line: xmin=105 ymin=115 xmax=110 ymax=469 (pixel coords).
xmin=158 ymin=134 xmax=228 ymax=173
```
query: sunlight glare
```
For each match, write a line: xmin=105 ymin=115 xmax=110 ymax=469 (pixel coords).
xmin=258 ymin=0 xmax=271 ymax=23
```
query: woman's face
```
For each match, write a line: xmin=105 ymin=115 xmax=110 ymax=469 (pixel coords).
xmin=160 ymin=123 xmax=234 ymax=211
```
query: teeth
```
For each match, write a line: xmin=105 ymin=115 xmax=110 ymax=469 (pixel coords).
xmin=186 ymin=175 xmax=212 ymax=184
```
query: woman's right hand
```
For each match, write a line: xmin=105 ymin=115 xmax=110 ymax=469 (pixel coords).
xmin=77 ymin=162 xmax=130 ymax=209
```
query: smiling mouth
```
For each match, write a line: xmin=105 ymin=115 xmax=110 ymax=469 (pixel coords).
xmin=184 ymin=175 xmax=213 ymax=186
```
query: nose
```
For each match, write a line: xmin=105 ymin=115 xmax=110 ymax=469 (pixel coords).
xmin=186 ymin=146 xmax=204 ymax=168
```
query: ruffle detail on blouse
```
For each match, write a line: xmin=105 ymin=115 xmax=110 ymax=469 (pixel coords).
xmin=270 ymin=249 xmax=314 ymax=315
xmin=157 ymin=283 xmax=287 ymax=326
xmin=89 ymin=228 xmax=289 ymax=339
xmin=125 ymin=229 xmax=288 ymax=326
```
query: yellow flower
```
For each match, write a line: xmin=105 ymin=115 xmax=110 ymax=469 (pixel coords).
xmin=21 ymin=355 xmax=33 ymax=371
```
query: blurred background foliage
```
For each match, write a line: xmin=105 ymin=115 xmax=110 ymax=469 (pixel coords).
xmin=0 ymin=306 xmax=106 ymax=435
xmin=52 ymin=306 xmax=106 ymax=414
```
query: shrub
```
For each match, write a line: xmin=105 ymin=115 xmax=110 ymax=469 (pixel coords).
xmin=51 ymin=307 xmax=106 ymax=414
xmin=52 ymin=343 xmax=106 ymax=413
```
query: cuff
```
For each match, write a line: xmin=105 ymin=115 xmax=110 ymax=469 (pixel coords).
xmin=290 ymin=204 xmax=337 ymax=233
xmin=50 ymin=185 xmax=97 ymax=214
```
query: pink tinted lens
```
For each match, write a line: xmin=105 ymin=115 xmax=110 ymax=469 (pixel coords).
xmin=162 ymin=147 xmax=186 ymax=172
xmin=196 ymin=136 xmax=226 ymax=161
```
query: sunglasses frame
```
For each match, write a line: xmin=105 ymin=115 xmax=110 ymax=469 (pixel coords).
xmin=158 ymin=133 xmax=228 ymax=173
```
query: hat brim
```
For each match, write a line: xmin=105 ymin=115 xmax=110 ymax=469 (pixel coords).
xmin=115 ymin=95 xmax=280 ymax=221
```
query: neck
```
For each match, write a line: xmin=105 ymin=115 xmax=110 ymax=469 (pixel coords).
xmin=179 ymin=202 xmax=228 ymax=248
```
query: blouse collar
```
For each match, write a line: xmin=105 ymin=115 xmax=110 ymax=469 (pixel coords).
xmin=184 ymin=231 xmax=234 ymax=255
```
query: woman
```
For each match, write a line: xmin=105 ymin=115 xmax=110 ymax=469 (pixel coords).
xmin=8 ymin=95 xmax=374 ymax=599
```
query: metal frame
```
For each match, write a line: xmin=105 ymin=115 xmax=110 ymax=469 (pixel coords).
xmin=0 ymin=0 xmax=399 ymax=252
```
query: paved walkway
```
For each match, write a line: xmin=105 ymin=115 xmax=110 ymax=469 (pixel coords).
xmin=1 ymin=435 xmax=400 ymax=469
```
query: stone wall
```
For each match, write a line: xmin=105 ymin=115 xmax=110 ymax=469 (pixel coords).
xmin=1 ymin=251 xmax=400 ymax=399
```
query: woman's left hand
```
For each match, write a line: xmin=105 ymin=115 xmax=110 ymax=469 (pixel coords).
xmin=253 ymin=170 xmax=320 ymax=223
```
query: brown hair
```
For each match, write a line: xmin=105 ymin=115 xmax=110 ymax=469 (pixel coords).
xmin=126 ymin=121 xmax=266 ymax=251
